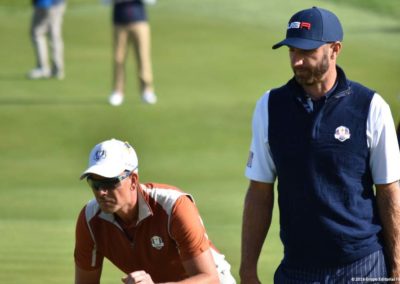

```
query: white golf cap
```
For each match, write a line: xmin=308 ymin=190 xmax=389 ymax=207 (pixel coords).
xmin=80 ymin=139 xmax=138 ymax=180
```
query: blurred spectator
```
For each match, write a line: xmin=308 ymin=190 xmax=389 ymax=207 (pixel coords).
xmin=107 ymin=0 xmax=157 ymax=106
xmin=28 ymin=0 xmax=66 ymax=80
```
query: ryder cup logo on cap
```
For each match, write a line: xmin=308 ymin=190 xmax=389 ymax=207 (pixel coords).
xmin=80 ymin=139 xmax=138 ymax=179
xmin=94 ymin=150 xmax=107 ymax=161
xmin=272 ymin=7 xmax=343 ymax=50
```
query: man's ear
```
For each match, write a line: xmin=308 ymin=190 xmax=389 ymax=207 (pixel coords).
xmin=330 ymin=41 xmax=342 ymax=60
xmin=130 ymin=172 xmax=139 ymax=190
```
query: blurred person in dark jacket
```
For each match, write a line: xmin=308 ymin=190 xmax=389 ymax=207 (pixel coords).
xmin=107 ymin=0 xmax=158 ymax=106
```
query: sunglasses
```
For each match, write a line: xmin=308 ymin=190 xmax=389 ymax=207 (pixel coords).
xmin=87 ymin=170 xmax=132 ymax=191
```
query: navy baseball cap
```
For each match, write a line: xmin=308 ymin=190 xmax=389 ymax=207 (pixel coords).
xmin=272 ymin=7 xmax=343 ymax=50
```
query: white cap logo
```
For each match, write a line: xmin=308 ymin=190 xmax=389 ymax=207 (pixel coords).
xmin=94 ymin=150 xmax=107 ymax=161
xmin=151 ymin=236 xmax=164 ymax=250
xmin=334 ymin=126 xmax=351 ymax=142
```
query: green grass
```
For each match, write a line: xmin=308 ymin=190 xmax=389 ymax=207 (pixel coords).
xmin=330 ymin=0 xmax=400 ymax=19
xmin=0 ymin=1 xmax=399 ymax=283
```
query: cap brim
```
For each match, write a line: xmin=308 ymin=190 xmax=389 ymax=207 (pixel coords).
xmin=79 ymin=164 xmax=123 ymax=180
xmin=272 ymin=37 xmax=326 ymax=50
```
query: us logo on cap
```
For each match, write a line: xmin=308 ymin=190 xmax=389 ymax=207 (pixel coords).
xmin=334 ymin=126 xmax=351 ymax=142
xmin=288 ymin=21 xmax=311 ymax=30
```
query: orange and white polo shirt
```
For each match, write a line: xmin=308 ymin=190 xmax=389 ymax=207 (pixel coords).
xmin=74 ymin=183 xmax=223 ymax=282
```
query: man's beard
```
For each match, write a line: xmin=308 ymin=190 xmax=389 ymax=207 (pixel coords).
xmin=293 ymin=52 xmax=330 ymax=86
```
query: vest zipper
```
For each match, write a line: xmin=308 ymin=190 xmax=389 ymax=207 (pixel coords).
xmin=311 ymin=88 xmax=351 ymax=139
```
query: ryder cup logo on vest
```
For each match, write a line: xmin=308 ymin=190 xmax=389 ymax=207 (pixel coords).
xmin=151 ymin=236 xmax=164 ymax=250
xmin=334 ymin=126 xmax=351 ymax=142
xmin=94 ymin=150 xmax=107 ymax=161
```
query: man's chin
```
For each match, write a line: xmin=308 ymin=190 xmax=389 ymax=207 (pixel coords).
xmin=295 ymin=76 xmax=314 ymax=86
xmin=99 ymin=204 xmax=116 ymax=213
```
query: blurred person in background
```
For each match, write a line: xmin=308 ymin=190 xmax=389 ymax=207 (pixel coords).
xmin=74 ymin=139 xmax=236 ymax=284
xmin=28 ymin=0 xmax=66 ymax=80
xmin=105 ymin=0 xmax=158 ymax=106
xmin=240 ymin=6 xmax=400 ymax=283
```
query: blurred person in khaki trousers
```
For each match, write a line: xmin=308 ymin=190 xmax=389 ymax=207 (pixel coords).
xmin=107 ymin=0 xmax=158 ymax=106
xmin=28 ymin=0 xmax=66 ymax=80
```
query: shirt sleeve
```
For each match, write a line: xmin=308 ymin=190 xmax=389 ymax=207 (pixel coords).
xmin=169 ymin=196 xmax=210 ymax=261
xmin=245 ymin=91 xmax=277 ymax=183
xmin=367 ymin=93 xmax=400 ymax=184
xmin=74 ymin=207 xmax=104 ymax=270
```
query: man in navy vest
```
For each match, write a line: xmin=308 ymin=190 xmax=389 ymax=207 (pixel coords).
xmin=240 ymin=7 xmax=400 ymax=283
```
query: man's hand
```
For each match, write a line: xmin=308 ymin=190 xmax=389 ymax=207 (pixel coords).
xmin=122 ymin=271 xmax=155 ymax=284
